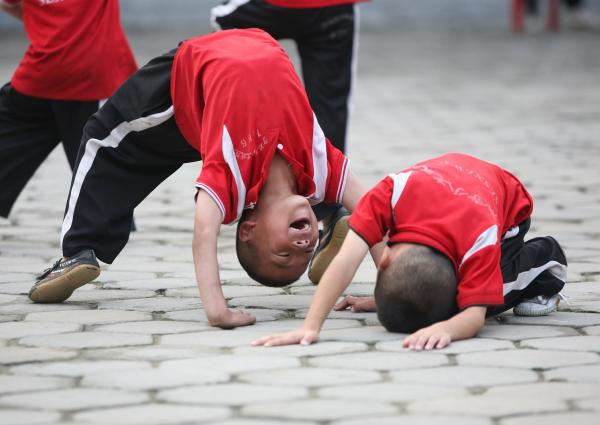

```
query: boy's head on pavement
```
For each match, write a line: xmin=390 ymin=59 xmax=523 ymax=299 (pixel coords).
xmin=236 ymin=194 xmax=319 ymax=287
xmin=375 ymin=243 xmax=458 ymax=333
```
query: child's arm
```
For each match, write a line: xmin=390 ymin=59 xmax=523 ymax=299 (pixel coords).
xmin=341 ymin=170 xmax=385 ymax=264
xmin=402 ymin=306 xmax=487 ymax=350
xmin=1 ymin=1 xmax=23 ymax=20
xmin=253 ymin=230 xmax=369 ymax=346
xmin=193 ymin=190 xmax=256 ymax=329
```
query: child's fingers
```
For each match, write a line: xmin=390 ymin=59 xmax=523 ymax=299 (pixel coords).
xmin=333 ymin=296 xmax=354 ymax=311
xmin=251 ymin=334 xmax=278 ymax=346
xmin=424 ymin=335 xmax=440 ymax=350
xmin=436 ymin=335 xmax=451 ymax=349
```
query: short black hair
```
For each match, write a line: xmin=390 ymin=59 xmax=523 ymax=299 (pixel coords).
xmin=375 ymin=244 xmax=458 ymax=333
xmin=236 ymin=217 xmax=301 ymax=288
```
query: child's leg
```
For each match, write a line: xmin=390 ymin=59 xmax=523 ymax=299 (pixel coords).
xmin=487 ymin=219 xmax=567 ymax=316
xmin=0 ymin=83 xmax=60 ymax=217
xmin=59 ymin=49 xmax=199 ymax=264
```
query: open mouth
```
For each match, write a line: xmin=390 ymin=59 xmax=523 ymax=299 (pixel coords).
xmin=290 ymin=218 xmax=311 ymax=231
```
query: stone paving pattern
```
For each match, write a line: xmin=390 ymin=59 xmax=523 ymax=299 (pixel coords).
xmin=1 ymin=16 xmax=600 ymax=425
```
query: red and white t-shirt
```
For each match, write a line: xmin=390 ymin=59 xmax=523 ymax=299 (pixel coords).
xmin=265 ymin=0 xmax=367 ymax=8
xmin=9 ymin=0 xmax=137 ymax=100
xmin=171 ymin=29 xmax=349 ymax=224
xmin=349 ymin=153 xmax=533 ymax=310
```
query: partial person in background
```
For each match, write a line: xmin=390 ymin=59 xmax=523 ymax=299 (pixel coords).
xmin=0 ymin=0 xmax=137 ymax=219
xmin=211 ymin=0 xmax=368 ymax=283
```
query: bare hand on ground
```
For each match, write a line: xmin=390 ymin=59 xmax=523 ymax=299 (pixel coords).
xmin=334 ymin=295 xmax=377 ymax=312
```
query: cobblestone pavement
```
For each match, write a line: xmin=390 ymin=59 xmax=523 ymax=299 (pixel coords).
xmin=1 ymin=23 xmax=600 ymax=425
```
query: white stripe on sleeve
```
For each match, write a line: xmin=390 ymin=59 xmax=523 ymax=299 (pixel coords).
xmin=460 ymin=224 xmax=498 ymax=268
xmin=311 ymin=112 xmax=327 ymax=204
xmin=221 ymin=125 xmax=246 ymax=222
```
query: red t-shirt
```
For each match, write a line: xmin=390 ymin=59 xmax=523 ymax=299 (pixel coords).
xmin=265 ymin=0 xmax=367 ymax=8
xmin=10 ymin=0 xmax=137 ymax=100
xmin=349 ymin=153 xmax=533 ymax=310
xmin=171 ymin=29 xmax=349 ymax=224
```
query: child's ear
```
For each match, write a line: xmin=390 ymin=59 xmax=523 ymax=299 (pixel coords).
xmin=238 ymin=220 xmax=256 ymax=242
xmin=378 ymin=248 xmax=391 ymax=271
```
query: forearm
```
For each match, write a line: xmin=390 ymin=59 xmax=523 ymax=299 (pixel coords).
xmin=304 ymin=232 xmax=369 ymax=330
xmin=192 ymin=233 xmax=228 ymax=322
xmin=444 ymin=306 xmax=487 ymax=341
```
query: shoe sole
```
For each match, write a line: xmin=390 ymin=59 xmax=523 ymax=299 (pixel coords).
xmin=513 ymin=299 xmax=560 ymax=317
xmin=29 ymin=265 xmax=100 ymax=303
xmin=308 ymin=216 xmax=350 ymax=284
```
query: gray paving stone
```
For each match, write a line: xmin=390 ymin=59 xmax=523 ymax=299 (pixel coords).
xmin=67 ymin=288 xmax=156 ymax=302
xmin=0 ymin=388 xmax=148 ymax=411
xmin=319 ymin=382 xmax=467 ymax=402
xmin=521 ymin=335 xmax=600 ymax=352
xmin=2 ymin=409 xmax=61 ymax=425
xmin=83 ymin=345 xmax=219 ymax=361
xmin=229 ymin=294 xmax=313 ymax=310
xmin=485 ymin=382 xmax=600 ymax=401
xmin=166 ymin=285 xmax=285 ymax=299
xmin=0 ymin=302 xmax=90 ymax=315
xmin=390 ymin=366 xmax=538 ymax=387
xmin=74 ymin=403 xmax=230 ymax=425
xmin=95 ymin=271 xmax=158 ymax=283
xmin=20 ymin=331 xmax=153 ymax=349
xmin=158 ymin=383 xmax=307 ymax=405
xmin=574 ymin=397 xmax=600 ymax=411
xmin=0 ymin=321 xmax=80 ymax=339
xmin=376 ymin=337 xmax=514 ymax=354
xmin=582 ymin=325 xmax=600 ymax=336
xmin=477 ymin=324 xmax=578 ymax=340
xmin=500 ymin=412 xmax=600 ymax=425
xmin=295 ymin=308 xmax=377 ymax=321
xmin=309 ymin=351 xmax=449 ymax=370
xmin=242 ymin=399 xmax=397 ymax=421
xmin=161 ymin=355 xmax=299 ymax=375
xmin=239 ymin=367 xmax=381 ymax=387
xmin=210 ymin=420 xmax=313 ymax=425
xmin=164 ymin=308 xmax=287 ymax=322
xmin=0 ymin=374 xmax=71 ymax=394
xmin=0 ymin=273 xmax=34 ymax=283
xmin=98 ymin=297 xmax=201 ymax=312
xmin=407 ymin=394 xmax=566 ymax=417
xmin=161 ymin=319 xmax=355 ymax=348
xmin=94 ymin=320 xmax=210 ymax=334
xmin=333 ymin=415 xmax=492 ymax=425
xmin=81 ymin=365 xmax=229 ymax=390
xmin=500 ymin=312 xmax=600 ymax=327
xmin=25 ymin=309 xmax=152 ymax=324
xmin=320 ymin=326 xmax=406 ymax=343
xmin=234 ymin=341 xmax=369 ymax=357
xmin=103 ymin=278 xmax=196 ymax=290
xmin=10 ymin=360 xmax=151 ymax=377
xmin=0 ymin=347 xmax=77 ymax=365
xmin=457 ymin=349 xmax=599 ymax=369
xmin=545 ymin=364 xmax=600 ymax=384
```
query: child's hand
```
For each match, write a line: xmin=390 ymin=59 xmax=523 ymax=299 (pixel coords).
xmin=402 ymin=322 xmax=452 ymax=351
xmin=209 ymin=309 xmax=256 ymax=329
xmin=334 ymin=295 xmax=377 ymax=312
xmin=251 ymin=327 xmax=319 ymax=347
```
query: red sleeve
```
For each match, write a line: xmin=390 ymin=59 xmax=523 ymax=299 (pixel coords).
xmin=323 ymin=139 xmax=349 ymax=204
xmin=195 ymin=162 xmax=236 ymax=224
xmin=456 ymin=244 xmax=505 ymax=310
xmin=348 ymin=177 xmax=394 ymax=247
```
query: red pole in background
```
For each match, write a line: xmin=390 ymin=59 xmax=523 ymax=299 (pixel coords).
xmin=511 ymin=0 xmax=525 ymax=32
xmin=547 ymin=0 xmax=560 ymax=31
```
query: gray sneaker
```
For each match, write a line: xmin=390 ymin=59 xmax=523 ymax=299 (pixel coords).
xmin=29 ymin=250 xmax=100 ymax=303
xmin=513 ymin=293 xmax=563 ymax=316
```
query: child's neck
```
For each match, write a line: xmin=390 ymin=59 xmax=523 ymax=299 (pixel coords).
xmin=261 ymin=153 xmax=297 ymax=200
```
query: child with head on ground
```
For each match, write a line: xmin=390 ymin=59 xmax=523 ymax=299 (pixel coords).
xmin=29 ymin=29 xmax=380 ymax=329
xmin=253 ymin=153 xmax=567 ymax=349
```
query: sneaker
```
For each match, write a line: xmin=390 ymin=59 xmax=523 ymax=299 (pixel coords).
xmin=308 ymin=207 xmax=350 ymax=284
xmin=29 ymin=249 xmax=100 ymax=303
xmin=513 ymin=293 xmax=564 ymax=316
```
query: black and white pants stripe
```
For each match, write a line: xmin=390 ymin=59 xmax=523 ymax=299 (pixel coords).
xmin=487 ymin=219 xmax=567 ymax=316
xmin=60 ymin=49 xmax=200 ymax=264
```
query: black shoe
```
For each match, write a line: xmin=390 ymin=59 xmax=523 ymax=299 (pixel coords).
xmin=29 ymin=249 xmax=100 ymax=303
xmin=308 ymin=208 xmax=350 ymax=284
